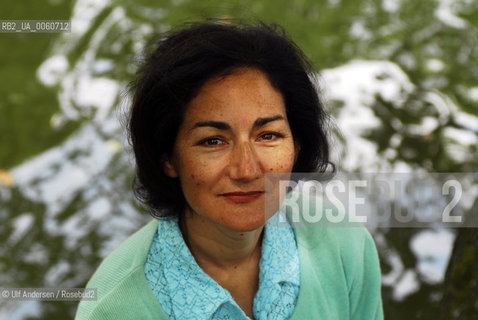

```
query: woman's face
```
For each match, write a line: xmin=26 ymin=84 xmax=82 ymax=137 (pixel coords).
xmin=164 ymin=68 xmax=298 ymax=232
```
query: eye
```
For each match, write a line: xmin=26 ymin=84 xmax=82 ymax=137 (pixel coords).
xmin=198 ymin=137 xmax=226 ymax=146
xmin=259 ymin=132 xmax=283 ymax=141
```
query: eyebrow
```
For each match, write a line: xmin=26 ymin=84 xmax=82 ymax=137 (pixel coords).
xmin=192 ymin=115 xmax=285 ymax=131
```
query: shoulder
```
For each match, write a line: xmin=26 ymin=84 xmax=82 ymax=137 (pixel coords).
xmin=288 ymin=194 xmax=383 ymax=319
xmin=75 ymin=219 xmax=163 ymax=320
xmin=294 ymin=220 xmax=376 ymax=255
xmin=294 ymin=222 xmax=380 ymax=287
xmin=86 ymin=219 xmax=159 ymax=289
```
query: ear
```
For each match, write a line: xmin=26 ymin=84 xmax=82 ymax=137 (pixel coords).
xmin=162 ymin=155 xmax=178 ymax=178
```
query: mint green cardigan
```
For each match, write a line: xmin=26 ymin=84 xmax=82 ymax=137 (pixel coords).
xmin=75 ymin=219 xmax=383 ymax=319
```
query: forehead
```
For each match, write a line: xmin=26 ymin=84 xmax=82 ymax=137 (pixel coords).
xmin=183 ymin=68 xmax=287 ymax=123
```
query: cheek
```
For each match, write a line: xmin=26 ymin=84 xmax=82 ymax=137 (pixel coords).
xmin=179 ymin=158 xmax=213 ymax=187
xmin=264 ymin=146 xmax=297 ymax=172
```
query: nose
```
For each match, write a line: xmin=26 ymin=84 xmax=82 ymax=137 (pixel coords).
xmin=228 ymin=141 xmax=262 ymax=181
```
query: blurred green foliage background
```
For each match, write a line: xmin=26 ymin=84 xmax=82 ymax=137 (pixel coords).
xmin=0 ymin=0 xmax=477 ymax=319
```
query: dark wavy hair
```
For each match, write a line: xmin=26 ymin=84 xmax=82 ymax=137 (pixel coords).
xmin=128 ymin=20 xmax=333 ymax=217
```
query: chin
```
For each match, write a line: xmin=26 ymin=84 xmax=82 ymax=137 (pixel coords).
xmin=219 ymin=211 xmax=272 ymax=232
xmin=224 ymin=223 xmax=265 ymax=233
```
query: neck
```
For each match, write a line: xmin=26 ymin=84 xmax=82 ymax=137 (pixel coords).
xmin=180 ymin=208 xmax=263 ymax=271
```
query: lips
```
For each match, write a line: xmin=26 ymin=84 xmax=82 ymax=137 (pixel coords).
xmin=221 ymin=191 xmax=265 ymax=204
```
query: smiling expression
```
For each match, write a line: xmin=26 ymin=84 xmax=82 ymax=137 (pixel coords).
xmin=164 ymin=68 xmax=298 ymax=232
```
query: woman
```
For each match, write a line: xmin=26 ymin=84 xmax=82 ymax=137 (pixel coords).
xmin=76 ymin=21 xmax=383 ymax=319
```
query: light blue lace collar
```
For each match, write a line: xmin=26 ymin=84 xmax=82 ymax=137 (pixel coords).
xmin=144 ymin=212 xmax=300 ymax=320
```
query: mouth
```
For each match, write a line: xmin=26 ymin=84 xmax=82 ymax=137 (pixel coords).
xmin=221 ymin=191 xmax=265 ymax=204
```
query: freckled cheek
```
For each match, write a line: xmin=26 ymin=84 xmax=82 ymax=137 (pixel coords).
xmin=262 ymin=148 xmax=296 ymax=172
xmin=181 ymin=159 xmax=212 ymax=186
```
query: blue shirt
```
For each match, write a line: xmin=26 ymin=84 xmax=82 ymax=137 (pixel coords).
xmin=143 ymin=213 xmax=300 ymax=320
